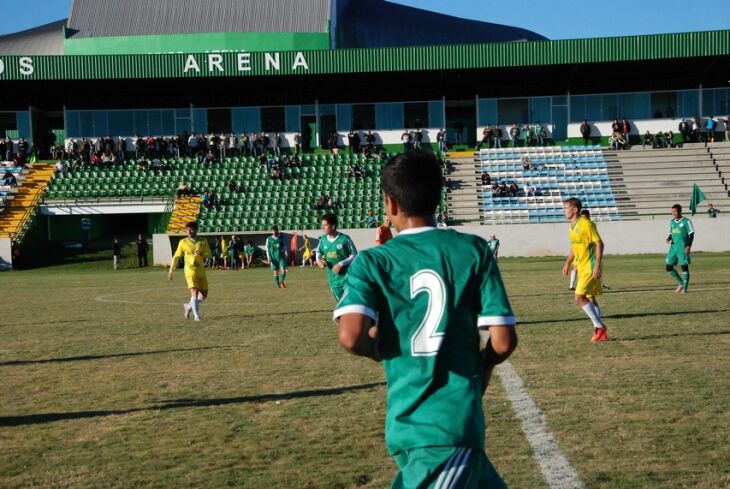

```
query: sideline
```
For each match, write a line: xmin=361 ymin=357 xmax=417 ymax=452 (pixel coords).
xmin=496 ymin=362 xmax=585 ymax=489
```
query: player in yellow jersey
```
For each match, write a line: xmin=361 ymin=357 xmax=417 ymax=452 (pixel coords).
xmin=561 ymin=198 xmax=608 ymax=342
xmin=168 ymin=221 xmax=211 ymax=321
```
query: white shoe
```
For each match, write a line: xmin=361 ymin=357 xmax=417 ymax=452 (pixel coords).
xmin=183 ymin=303 xmax=191 ymax=320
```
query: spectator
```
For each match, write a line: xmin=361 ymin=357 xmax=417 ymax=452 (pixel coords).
xmin=508 ymin=181 xmax=519 ymax=197
xmin=202 ymin=149 xmax=216 ymax=165
xmin=401 ymin=130 xmax=411 ymax=153
xmin=361 ymin=209 xmax=377 ymax=228
xmin=475 ymin=125 xmax=492 ymax=150
xmin=453 ymin=121 xmax=464 ymax=145
xmin=375 ymin=217 xmax=393 ymax=245
xmin=705 ymin=116 xmax=717 ymax=143
xmin=201 ymin=190 xmax=211 ymax=208
xmin=240 ymin=132 xmax=249 ymax=157
xmin=522 ymin=157 xmax=532 ymax=170
xmin=436 ymin=128 xmax=447 ymax=152
xmin=521 ymin=125 xmax=532 ymax=146
xmin=523 ymin=182 xmax=538 ymax=197
xmin=642 ymin=131 xmax=654 ymax=149
xmin=693 ymin=115 xmax=702 ymax=142
xmin=665 ymin=130 xmax=675 ymax=148
xmin=177 ymin=181 xmax=188 ymax=197
xmin=365 ymin=130 xmax=376 ymax=153
xmin=436 ymin=211 xmax=449 ymax=228
xmin=112 ymin=238 xmax=121 ymax=270
xmin=299 ymin=234 xmax=314 ymax=266
xmin=723 ymin=116 xmax=730 ymax=143
xmin=654 ymin=131 xmax=665 ymax=149
xmin=580 ymin=120 xmax=591 ymax=145
xmin=228 ymin=235 xmax=240 ymax=270
xmin=328 ymin=131 xmax=339 ymax=153
xmin=666 ymin=106 xmax=675 ymax=118
xmin=481 ymin=171 xmax=491 ymax=186
xmin=707 ymin=203 xmax=719 ymax=218
xmin=272 ymin=132 xmax=281 ymax=158
xmin=509 ymin=124 xmax=520 ymax=147
xmin=137 ymin=234 xmax=149 ymax=267
xmin=347 ymin=129 xmax=360 ymax=154
xmin=413 ymin=128 xmax=423 ymax=149
xmin=3 ymin=170 xmax=17 ymax=186
xmin=493 ymin=124 xmax=503 ymax=148
xmin=293 ymin=131 xmax=302 ymax=156
xmin=535 ymin=121 xmax=545 ymax=146
xmin=244 ymin=241 xmax=256 ymax=268
xmin=679 ymin=118 xmax=690 ymax=143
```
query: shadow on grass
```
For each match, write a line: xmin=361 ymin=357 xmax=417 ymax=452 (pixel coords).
xmin=0 ymin=345 xmax=246 ymax=367
xmin=210 ymin=309 xmax=332 ymax=320
xmin=616 ymin=330 xmax=730 ymax=342
xmin=520 ymin=308 xmax=730 ymax=325
xmin=0 ymin=382 xmax=386 ymax=427
xmin=511 ymin=281 xmax=730 ymax=299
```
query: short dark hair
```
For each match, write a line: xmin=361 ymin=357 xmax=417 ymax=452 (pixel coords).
xmin=563 ymin=198 xmax=582 ymax=211
xmin=580 ymin=209 xmax=591 ymax=218
xmin=381 ymin=151 xmax=442 ymax=216
xmin=322 ymin=214 xmax=338 ymax=228
xmin=272 ymin=225 xmax=279 ymax=232
xmin=186 ymin=221 xmax=198 ymax=230
xmin=672 ymin=204 xmax=682 ymax=212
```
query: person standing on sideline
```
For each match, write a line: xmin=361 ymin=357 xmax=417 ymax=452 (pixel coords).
xmin=289 ymin=231 xmax=299 ymax=266
xmin=168 ymin=222 xmax=211 ymax=321
xmin=375 ymin=217 xmax=393 ymax=245
xmin=335 ymin=151 xmax=517 ymax=488
xmin=265 ymin=226 xmax=288 ymax=288
xmin=316 ymin=214 xmax=357 ymax=301
xmin=299 ymin=234 xmax=314 ymax=267
xmin=136 ymin=234 xmax=149 ymax=267
xmin=562 ymin=198 xmax=608 ymax=342
xmin=112 ymin=237 xmax=121 ymax=270
xmin=487 ymin=234 xmax=500 ymax=261
xmin=666 ymin=204 xmax=694 ymax=293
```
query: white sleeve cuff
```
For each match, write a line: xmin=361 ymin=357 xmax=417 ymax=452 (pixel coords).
xmin=478 ymin=315 xmax=517 ymax=327
xmin=333 ymin=304 xmax=377 ymax=322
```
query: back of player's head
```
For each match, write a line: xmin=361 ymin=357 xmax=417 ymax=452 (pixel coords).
xmin=272 ymin=225 xmax=279 ymax=233
xmin=381 ymin=151 xmax=443 ymax=216
xmin=322 ymin=214 xmax=338 ymax=228
xmin=580 ymin=209 xmax=591 ymax=218
xmin=672 ymin=204 xmax=682 ymax=212
xmin=563 ymin=198 xmax=582 ymax=211
xmin=186 ymin=221 xmax=198 ymax=230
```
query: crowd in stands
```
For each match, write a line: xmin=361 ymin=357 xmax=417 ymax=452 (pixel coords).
xmin=476 ymin=122 xmax=548 ymax=149
xmin=1 ymin=137 xmax=30 ymax=164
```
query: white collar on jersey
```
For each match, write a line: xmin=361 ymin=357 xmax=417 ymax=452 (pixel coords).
xmin=398 ymin=226 xmax=436 ymax=236
xmin=326 ymin=232 xmax=341 ymax=242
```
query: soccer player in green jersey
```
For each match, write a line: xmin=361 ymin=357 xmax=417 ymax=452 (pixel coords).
xmin=334 ymin=151 xmax=518 ymax=489
xmin=265 ymin=226 xmax=288 ymax=288
xmin=316 ymin=214 xmax=358 ymax=301
xmin=666 ymin=204 xmax=694 ymax=293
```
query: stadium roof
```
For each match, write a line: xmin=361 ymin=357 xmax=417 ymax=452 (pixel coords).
xmin=66 ymin=0 xmax=332 ymax=38
xmin=0 ymin=20 xmax=65 ymax=55
xmin=338 ymin=0 xmax=545 ymax=48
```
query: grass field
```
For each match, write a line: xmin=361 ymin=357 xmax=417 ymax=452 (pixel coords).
xmin=1 ymin=251 xmax=729 ymax=489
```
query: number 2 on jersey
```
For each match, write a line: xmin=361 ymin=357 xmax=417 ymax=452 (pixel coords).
xmin=410 ymin=270 xmax=446 ymax=356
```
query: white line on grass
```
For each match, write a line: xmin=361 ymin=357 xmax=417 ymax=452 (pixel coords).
xmin=496 ymin=361 xmax=585 ymax=489
xmin=94 ymin=288 xmax=319 ymax=306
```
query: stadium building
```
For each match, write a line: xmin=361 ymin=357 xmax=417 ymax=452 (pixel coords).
xmin=0 ymin=0 xmax=729 ymax=268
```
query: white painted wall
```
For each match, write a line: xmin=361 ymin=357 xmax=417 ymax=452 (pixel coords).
xmin=0 ymin=237 xmax=11 ymax=270
xmin=153 ymin=216 xmax=728 ymax=266
xmin=476 ymin=124 xmax=554 ymax=141
xmin=41 ymin=201 xmax=167 ymax=216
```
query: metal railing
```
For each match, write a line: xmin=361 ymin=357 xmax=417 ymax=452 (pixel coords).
xmin=153 ymin=193 xmax=177 ymax=234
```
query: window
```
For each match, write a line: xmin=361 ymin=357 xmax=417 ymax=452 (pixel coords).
xmin=650 ymin=92 xmax=677 ymax=118
xmin=108 ymin=111 xmax=135 ymax=136
xmin=352 ymin=104 xmax=375 ymax=130
xmin=404 ymin=102 xmax=428 ymax=128
xmin=498 ymin=98 xmax=528 ymax=125
xmin=261 ymin=107 xmax=285 ymax=132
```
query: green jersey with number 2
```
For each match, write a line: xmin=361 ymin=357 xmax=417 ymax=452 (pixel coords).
xmin=334 ymin=227 xmax=515 ymax=455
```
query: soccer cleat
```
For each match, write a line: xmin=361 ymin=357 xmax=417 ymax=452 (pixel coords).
xmin=183 ymin=303 xmax=191 ymax=320
xmin=591 ymin=326 xmax=608 ymax=343
xmin=279 ymin=282 xmax=287 ymax=289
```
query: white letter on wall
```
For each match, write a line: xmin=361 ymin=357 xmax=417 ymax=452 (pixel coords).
xmin=265 ymin=52 xmax=280 ymax=71
xmin=19 ymin=57 xmax=34 ymax=76
xmin=292 ymin=52 xmax=309 ymax=71
xmin=208 ymin=54 xmax=224 ymax=73
xmin=237 ymin=52 xmax=251 ymax=71
xmin=184 ymin=55 xmax=200 ymax=73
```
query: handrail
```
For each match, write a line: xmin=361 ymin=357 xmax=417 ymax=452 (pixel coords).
xmin=13 ymin=178 xmax=47 ymax=245
xmin=154 ymin=193 xmax=177 ymax=234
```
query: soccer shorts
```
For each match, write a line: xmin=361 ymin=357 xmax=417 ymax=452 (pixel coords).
xmin=184 ymin=270 xmax=208 ymax=290
xmin=269 ymin=257 xmax=287 ymax=271
xmin=574 ymin=266 xmax=602 ymax=297
xmin=328 ymin=274 xmax=347 ymax=302
xmin=391 ymin=447 xmax=507 ymax=489
xmin=666 ymin=246 xmax=690 ymax=266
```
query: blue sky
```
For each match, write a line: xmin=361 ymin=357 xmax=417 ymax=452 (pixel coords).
xmin=2 ymin=0 xmax=729 ymax=39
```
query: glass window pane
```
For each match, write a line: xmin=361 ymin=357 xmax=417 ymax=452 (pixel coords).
xmin=497 ymin=98 xmax=527 ymax=125
xmin=148 ymin=110 xmax=162 ymax=135
xmin=428 ymin=100 xmax=444 ymax=128
xmin=570 ymin=95 xmax=585 ymax=122
xmin=231 ymin=107 xmax=260 ymax=133
xmin=65 ymin=111 xmax=80 ymax=138
xmin=108 ymin=111 xmax=134 ymax=136
xmin=529 ymin=97 xmax=551 ymax=124
xmin=618 ymin=93 xmax=650 ymax=120
xmin=677 ymin=90 xmax=698 ymax=118
xmin=585 ymin=95 xmax=602 ymax=121
xmin=79 ymin=111 xmax=94 ymax=137
xmin=650 ymin=92 xmax=677 ymax=118
xmin=261 ymin=107 xmax=285 ymax=132
xmin=352 ymin=104 xmax=375 ymax=130
xmin=192 ymin=109 xmax=208 ymax=134
xmin=92 ymin=111 xmax=108 ymax=136
xmin=336 ymin=104 xmax=352 ymax=131
xmin=403 ymin=102 xmax=428 ymax=128
xmin=16 ymin=111 xmax=31 ymax=139
xmin=285 ymin=106 xmax=300 ymax=132
xmin=552 ymin=95 xmax=567 ymax=106
xmin=478 ymin=99 xmax=497 ymax=126
xmin=134 ymin=110 xmax=148 ymax=135
xmin=175 ymin=108 xmax=191 ymax=118
xmin=319 ymin=104 xmax=336 ymax=116
xmin=161 ymin=110 xmax=175 ymax=135
xmin=375 ymin=103 xmax=403 ymax=130
xmin=601 ymin=94 xmax=618 ymax=120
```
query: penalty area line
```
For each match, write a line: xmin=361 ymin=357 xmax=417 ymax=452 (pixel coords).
xmin=496 ymin=361 xmax=585 ymax=489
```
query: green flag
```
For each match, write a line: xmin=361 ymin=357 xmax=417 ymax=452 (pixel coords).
xmin=689 ymin=183 xmax=706 ymax=216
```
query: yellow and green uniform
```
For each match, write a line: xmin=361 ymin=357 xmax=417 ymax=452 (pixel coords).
xmin=569 ymin=216 xmax=602 ymax=297
xmin=171 ymin=237 xmax=211 ymax=290
xmin=316 ymin=232 xmax=357 ymax=301
xmin=334 ymin=227 xmax=514 ymax=488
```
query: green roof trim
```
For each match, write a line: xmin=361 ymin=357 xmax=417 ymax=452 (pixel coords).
xmin=0 ymin=30 xmax=728 ymax=81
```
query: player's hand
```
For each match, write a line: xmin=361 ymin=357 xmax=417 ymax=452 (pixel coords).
xmin=684 ymin=246 xmax=691 ymax=255
xmin=332 ymin=263 xmax=343 ymax=274
xmin=167 ymin=271 xmax=173 ymax=281
xmin=666 ymin=238 xmax=671 ymax=244
xmin=316 ymin=260 xmax=325 ymax=269
xmin=592 ymin=266 xmax=602 ymax=280
xmin=562 ymin=264 xmax=570 ymax=277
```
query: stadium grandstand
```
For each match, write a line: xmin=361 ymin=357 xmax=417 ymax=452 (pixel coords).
xmin=0 ymin=0 xmax=729 ymax=268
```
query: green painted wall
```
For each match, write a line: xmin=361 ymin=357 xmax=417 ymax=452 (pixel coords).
xmin=48 ymin=215 xmax=106 ymax=241
xmin=63 ymin=32 xmax=330 ymax=55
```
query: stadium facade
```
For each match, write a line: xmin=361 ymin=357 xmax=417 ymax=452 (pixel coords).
xmin=0 ymin=0 xmax=728 ymax=152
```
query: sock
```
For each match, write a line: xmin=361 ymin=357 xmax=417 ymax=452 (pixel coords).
xmin=280 ymin=270 xmax=286 ymax=284
xmin=593 ymin=303 xmax=602 ymax=319
xmin=569 ymin=269 xmax=577 ymax=289
xmin=582 ymin=302 xmax=603 ymax=329
xmin=190 ymin=297 xmax=201 ymax=320
xmin=668 ymin=269 xmax=683 ymax=286
xmin=681 ymin=271 xmax=690 ymax=291
xmin=274 ymin=273 xmax=280 ymax=286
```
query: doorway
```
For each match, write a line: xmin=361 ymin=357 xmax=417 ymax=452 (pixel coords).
xmin=445 ymin=100 xmax=476 ymax=147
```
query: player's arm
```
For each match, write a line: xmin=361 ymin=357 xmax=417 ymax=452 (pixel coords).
xmin=333 ymin=238 xmax=358 ymax=274
xmin=562 ymin=249 xmax=575 ymax=277
xmin=200 ymin=240 xmax=212 ymax=260
xmin=685 ymin=221 xmax=695 ymax=254
xmin=592 ymin=240 xmax=604 ymax=280
xmin=168 ymin=242 xmax=183 ymax=280
xmin=264 ymin=239 xmax=272 ymax=264
xmin=480 ymin=325 xmax=518 ymax=393
xmin=337 ymin=314 xmax=380 ymax=361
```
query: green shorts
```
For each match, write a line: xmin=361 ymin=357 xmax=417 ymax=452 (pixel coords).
xmin=269 ymin=258 xmax=287 ymax=271
xmin=391 ymin=447 xmax=507 ymax=489
xmin=666 ymin=246 xmax=690 ymax=266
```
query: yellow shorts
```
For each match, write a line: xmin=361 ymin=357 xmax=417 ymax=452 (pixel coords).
xmin=575 ymin=266 xmax=602 ymax=297
xmin=184 ymin=270 xmax=208 ymax=290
